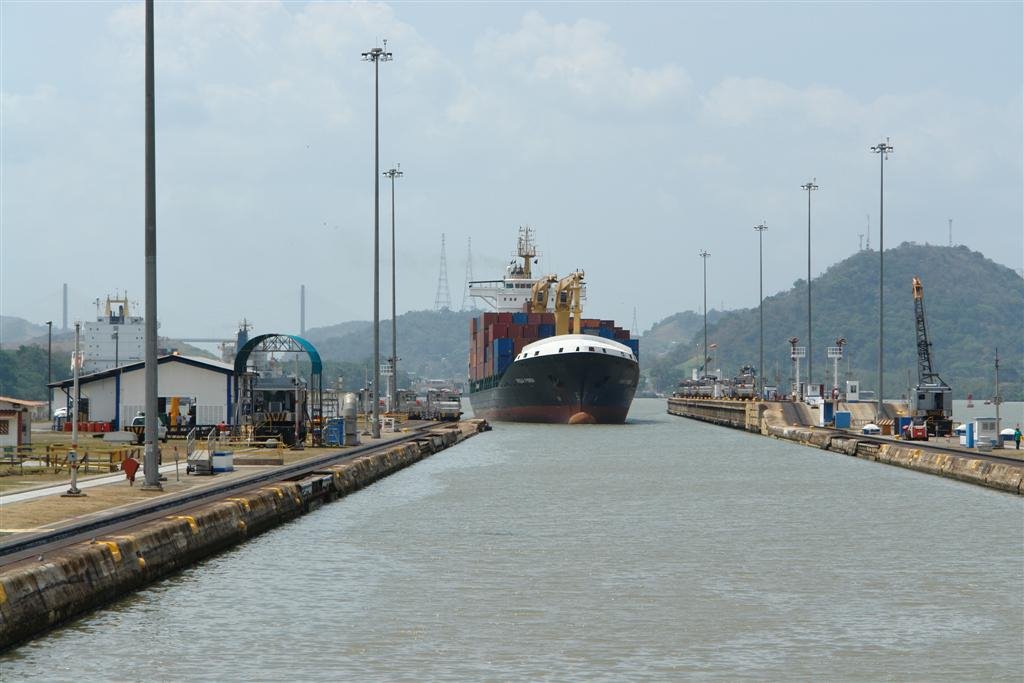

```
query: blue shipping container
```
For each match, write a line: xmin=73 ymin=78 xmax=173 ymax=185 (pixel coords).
xmin=626 ymin=339 xmax=640 ymax=359
xmin=538 ymin=324 xmax=555 ymax=337
xmin=834 ymin=411 xmax=852 ymax=429
xmin=512 ymin=312 xmax=528 ymax=325
xmin=598 ymin=328 xmax=614 ymax=339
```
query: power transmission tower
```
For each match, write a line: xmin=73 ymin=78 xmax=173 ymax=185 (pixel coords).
xmin=434 ymin=233 xmax=452 ymax=311
xmin=631 ymin=306 xmax=639 ymax=336
xmin=461 ymin=237 xmax=475 ymax=311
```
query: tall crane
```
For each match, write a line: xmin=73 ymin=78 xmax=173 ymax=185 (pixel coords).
xmin=553 ymin=270 xmax=585 ymax=335
xmin=527 ymin=274 xmax=558 ymax=314
xmin=911 ymin=276 xmax=952 ymax=436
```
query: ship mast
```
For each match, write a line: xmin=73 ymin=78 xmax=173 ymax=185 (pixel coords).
xmin=516 ymin=225 xmax=537 ymax=279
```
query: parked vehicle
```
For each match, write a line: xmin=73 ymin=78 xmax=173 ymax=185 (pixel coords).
xmin=129 ymin=413 xmax=168 ymax=443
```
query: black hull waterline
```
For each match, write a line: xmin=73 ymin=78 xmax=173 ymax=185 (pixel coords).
xmin=469 ymin=351 xmax=639 ymax=424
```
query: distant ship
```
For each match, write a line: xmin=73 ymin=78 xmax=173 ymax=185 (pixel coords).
xmin=466 ymin=228 xmax=639 ymax=424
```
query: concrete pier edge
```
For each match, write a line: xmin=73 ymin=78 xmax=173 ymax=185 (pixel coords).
xmin=666 ymin=397 xmax=1023 ymax=496
xmin=0 ymin=419 xmax=490 ymax=650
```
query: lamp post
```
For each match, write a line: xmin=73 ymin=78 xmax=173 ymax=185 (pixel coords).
xmin=870 ymin=138 xmax=893 ymax=419
xmin=384 ymin=164 xmax=403 ymax=412
xmin=801 ymin=179 xmax=818 ymax=394
xmin=142 ymin=0 xmax=161 ymax=489
xmin=46 ymin=321 xmax=52 ymax=423
xmin=753 ymin=224 xmax=767 ymax=397
xmin=363 ymin=42 xmax=393 ymax=439
xmin=699 ymin=250 xmax=711 ymax=377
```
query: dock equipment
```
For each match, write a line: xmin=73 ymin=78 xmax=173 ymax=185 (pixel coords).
xmin=911 ymin=277 xmax=952 ymax=436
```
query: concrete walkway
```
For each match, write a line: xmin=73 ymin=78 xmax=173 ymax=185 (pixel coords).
xmin=0 ymin=462 xmax=183 ymax=506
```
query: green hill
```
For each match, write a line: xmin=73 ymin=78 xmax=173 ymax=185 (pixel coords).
xmin=642 ymin=309 xmax=725 ymax=358
xmin=312 ymin=308 xmax=475 ymax=383
xmin=645 ymin=244 xmax=1023 ymax=400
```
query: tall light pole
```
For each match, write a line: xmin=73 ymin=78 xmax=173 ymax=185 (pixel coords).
xmin=384 ymin=164 xmax=403 ymax=411
xmin=142 ymin=0 xmax=161 ymax=489
xmin=801 ymin=179 xmax=818 ymax=394
xmin=362 ymin=42 xmax=393 ymax=439
xmin=46 ymin=321 xmax=53 ymax=423
xmin=699 ymin=250 xmax=711 ymax=377
xmin=753 ymin=224 xmax=767 ymax=397
xmin=871 ymin=138 xmax=893 ymax=419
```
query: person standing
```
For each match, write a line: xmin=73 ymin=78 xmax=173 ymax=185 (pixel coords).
xmin=1014 ymin=426 xmax=1021 ymax=450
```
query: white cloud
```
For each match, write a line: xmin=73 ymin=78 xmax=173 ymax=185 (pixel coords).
xmin=475 ymin=11 xmax=690 ymax=109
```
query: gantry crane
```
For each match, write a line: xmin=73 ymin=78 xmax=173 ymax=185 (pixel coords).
xmin=911 ymin=276 xmax=952 ymax=436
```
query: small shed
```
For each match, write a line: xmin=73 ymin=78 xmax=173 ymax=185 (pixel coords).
xmin=0 ymin=397 xmax=42 ymax=448
xmin=48 ymin=355 xmax=235 ymax=430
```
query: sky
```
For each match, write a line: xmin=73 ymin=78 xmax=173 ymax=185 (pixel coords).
xmin=2 ymin=1 xmax=1021 ymax=341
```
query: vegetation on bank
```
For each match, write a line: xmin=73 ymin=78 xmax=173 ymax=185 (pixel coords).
xmin=644 ymin=244 xmax=1023 ymax=400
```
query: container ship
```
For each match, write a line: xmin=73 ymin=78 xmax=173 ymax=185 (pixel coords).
xmin=467 ymin=228 xmax=639 ymax=423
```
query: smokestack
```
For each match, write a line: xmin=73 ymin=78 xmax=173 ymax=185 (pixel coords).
xmin=300 ymin=284 xmax=306 ymax=336
xmin=62 ymin=283 xmax=68 ymax=330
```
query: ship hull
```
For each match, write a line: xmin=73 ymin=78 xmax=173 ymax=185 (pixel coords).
xmin=469 ymin=351 xmax=639 ymax=424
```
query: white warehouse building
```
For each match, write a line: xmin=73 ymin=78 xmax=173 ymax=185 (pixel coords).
xmin=49 ymin=355 xmax=235 ymax=430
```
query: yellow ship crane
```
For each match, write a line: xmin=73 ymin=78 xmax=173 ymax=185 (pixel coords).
xmin=527 ymin=275 xmax=558 ymax=314
xmin=554 ymin=270 xmax=585 ymax=335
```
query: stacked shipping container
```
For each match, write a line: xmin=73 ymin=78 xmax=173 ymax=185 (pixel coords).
xmin=468 ymin=311 xmax=641 ymax=389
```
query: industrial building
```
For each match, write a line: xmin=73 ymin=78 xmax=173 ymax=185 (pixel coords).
xmin=49 ymin=355 xmax=235 ymax=430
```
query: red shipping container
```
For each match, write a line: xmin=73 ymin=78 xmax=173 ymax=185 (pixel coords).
xmin=540 ymin=313 xmax=556 ymax=325
xmin=615 ymin=329 xmax=630 ymax=340
xmin=489 ymin=324 xmax=509 ymax=339
xmin=508 ymin=324 xmax=522 ymax=338
xmin=513 ymin=338 xmax=527 ymax=354
xmin=470 ymin=318 xmax=477 ymax=334
xmin=527 ymin=313 xmax=541 ymax=325
xmin=523 ymin=325 xmax=538 ymax=337
xmin=482 ymin=312 xmax=498 ymax=326
xmin=497 ymin=312 xmax=513 ymax=324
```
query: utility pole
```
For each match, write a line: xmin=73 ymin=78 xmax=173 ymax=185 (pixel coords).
xmin=362 ymin=41 xmax=393 ymax=439
xmin=384 ymin=164 xmax=403 ymax=409
xmin=871 ymin=138 xmax=893 ymax=420
xmin=63 ymin=323 xmax=84 ymax=497
xmin=46 ymin=321 xmax=52 ymax=423
xmin=142 ymin=0 xmax=161 ymax=489
xmin=801 ymin=179 xmax=818 ymax=394
xmin=994 ymin=348 xmax=1001 ymax=448
xmin=753 ymin=223 xmax=768 ymax=397
xmin=699 ymin=250 xmax=711 ymax=377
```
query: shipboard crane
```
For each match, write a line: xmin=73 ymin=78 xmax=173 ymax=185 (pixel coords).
xmin=911 ymin=276 xmax=953 ymax=436
xmin=554 ymin=270 xmax=585 ymax=335
xmin=527 ymin=274 xmax=558 ymax=314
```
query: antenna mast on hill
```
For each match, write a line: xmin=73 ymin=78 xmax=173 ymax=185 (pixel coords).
xmin=434 ymin=233 xmax=452 ymax=311
xmin=461 ymin=237 xmax=475 ymax=311
xmin=865 ymin=215 xmax=871 ymax=251
xmin=948 ymin=218 xmax=953 ymax=247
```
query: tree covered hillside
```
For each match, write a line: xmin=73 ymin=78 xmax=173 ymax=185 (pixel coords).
xmin=646 ymin=244 xmax=1023 ymax=400
xmin=312 ymin=308 xmax=475 ymax=382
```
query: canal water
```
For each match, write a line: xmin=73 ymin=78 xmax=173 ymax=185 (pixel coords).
xmin=4 ymin=399 xmax=1022 ymax=680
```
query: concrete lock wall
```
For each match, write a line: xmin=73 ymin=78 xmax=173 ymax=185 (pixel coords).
xmin=668 ymin=399 xmax=1022 ymax=497
xmin=0 ymin=420 xmax=489 ymax=650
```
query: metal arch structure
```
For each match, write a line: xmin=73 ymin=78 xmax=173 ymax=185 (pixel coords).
xmin=233 ymin=334 xmax=324 ymax=444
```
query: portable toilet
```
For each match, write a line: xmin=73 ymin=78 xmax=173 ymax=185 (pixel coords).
xmin=963 ymin=422 xmax=975 ymax=448
xmin=846 ymin=380 xmax=860 ymax=402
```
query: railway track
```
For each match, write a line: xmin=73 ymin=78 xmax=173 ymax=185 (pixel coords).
xmin=0 ymin=425 xmax=438 ymax=566
xmin=824 ymin=428 xmax=1024 ymax=468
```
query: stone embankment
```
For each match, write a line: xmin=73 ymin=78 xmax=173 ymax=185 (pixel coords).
xmin=667 ymin=397 xmax=1023 ymax=496
xmin=0 ymin=420 xmax=489 ymax=650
